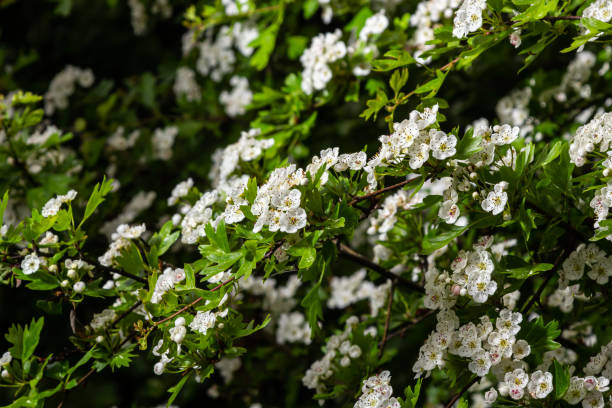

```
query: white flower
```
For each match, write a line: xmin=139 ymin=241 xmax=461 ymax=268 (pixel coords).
xmin=189 ymin=311 xmax=217 ymax=335
xmin=527 ymin=370 xmax=553 ymax=399
xmin=481 ymin=182 xmax=508 ymax=215
xmin=491 ymin=124 xmax=520 ymax=145
xmin=505 ymin=368 xmax=529 ymax=396
xmin=439 ymin=200 xmax=460 ymax=224
xmin=279 ymin=208 xmax=307 ymax=233
xmin=512 ymin=339 xmax=531 ymax=360
xmin=582 ymin=391 xmax=604 ymax=408
xmin=21 ymin=253 xmax=40 ymax=275
xmin=430 ymin=131 xmax=457 ymax=160
xmin=467 ymin=273 xmax=497 ymax=303
xmin=564 ymin=376 xmax=587 ymax=404
xmin=468 ymin=350 xmax=492 ymax=376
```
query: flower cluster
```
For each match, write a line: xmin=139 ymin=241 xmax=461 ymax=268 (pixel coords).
xmin=354 ymin=370 xmax=400 ymax=408
xmin=193 ymin=25 xmax=257 ymax=81
xmin=366 ymin=104 xmax=456 ymax=190
xmin=41 ymin=190 xmax=77 ymax=218
xmin=562 ymin=340 xmax=612 ymax=406
xmin=276 ymin=312 xmax=312 ymax=344
xmin=560 ymin=243 xmax=612 ymax=287
xmin=410 ymin=0 xmax=461 ymax=63
xmin=300 ymin=30 xmax=347 ymax=95
xmin=151 ymin=267 xmax=186 ymax=304
xmin=209 ymin=128 xmax=274 ymax=191
xmin=173 ymin=67 xmax=201 ymax=102
xmin=44 ymin=65 xmax=94 ymax=115
xmin=327 ymin=269 xmax=391 ymax=316
xmin=359 ymin=12 xmax=389 ymax=42
xmin=152 ymin=126 xmax=178 ymax=160
xmin=107 ymin=126 xmax=140 ymax=152
xmin=98 ymin=223 xmax=146 ymax=267
xmin=303 ymin=316 xmax=368 ymax=394
xmin=424 ymin=236 xmax=498 ymax=309
xmin=219 ymin=76 xmax=252 ymax=117
xmin=452 ymin=0 xmax=487 ymax=39
xmin=250 ymin=164 xmax=308 ymax=233
xmin=368 ymin=189 xmax=422 ymax=239
xmin=583 ymin=0 xmax=612 ymax=24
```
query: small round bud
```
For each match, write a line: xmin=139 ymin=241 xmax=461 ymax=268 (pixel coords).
xmin=472 ymin=192 xmax=480 ymax=200
xmin=218 ymin=323 xmax=224 ymax=329
xmin=604 ymin=168 xmax=610 ymax=177
xmin=61 ymin=280 xmax=70 ymax=287
xmin=96 ymin=335 xmax=104 ymax=343
xmin=153 ymin=362 xmax=165 ymax=375
xmin=48 ymin=265 xmax=58 ymax=273
xmin=67 ymin=269 xmax=77 ymax=279
xmin=1 ymin=369 xmax=8 ymax=379
xmin=469 ymin=172 xmax=477 ymax=180
xmin=175 ymin=317 xmax=186 ymax=327
xmin=73 ymin=281 xmax=86 ymax=293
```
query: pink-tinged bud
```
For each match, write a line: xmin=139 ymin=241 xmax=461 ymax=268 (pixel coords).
xmin=452 ymin=284 xmax=462 ymax=296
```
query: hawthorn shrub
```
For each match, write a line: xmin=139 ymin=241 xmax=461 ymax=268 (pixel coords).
xmin=1 ymin=0 xmax=612 ymax=407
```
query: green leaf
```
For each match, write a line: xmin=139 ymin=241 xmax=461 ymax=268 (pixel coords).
xmin=455 ymin=128 xmax=481 ymax=159
xmin=301 ymin=283 xmax=323 ymax=337
xmin=414 ymin=69 xmax=447 ymax=98
xmin=519 ymin=317 xmax=561 ymax=356
xmin=79 ymin=177 xmax=114 ymax=228
xmin=372 ymin=49 xmax=416 ymax=72
xmin=360 ymin=88 xmax=388 ymax=121
xmin=512 ymin=0 xmax=559 ymax=25
xmin=422 ymin=224 xmax=468 ymax=255
xmin=302 ymin=0 xmax=318 ymax=19
xmin=168 ymin=371 xmax=192 ymax=406
xmin=22 ymin=317 xmax=44 ymax=362
xmin=390 ymin=68 xmax=409 ymax=98
xmin=403 ymin=378 xmax=422 ymax=408
xmin=140 ymin=72 xmax=156 ymax=108
xmin=287 ymin=36 xmax=308 ymax=59
xmin=553 ymin=359 xmax=570 ymax=399
xmin=109 ymin=346 xmax=136 ymax=371
xmin=0 ymin=190 xmax=9 ymax=228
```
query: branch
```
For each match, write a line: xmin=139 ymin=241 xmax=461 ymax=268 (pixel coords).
xmin=385 ymin=309 xmax=435 ymax=341
xmin=378 ymin=282 xmax=394 ymax=358
xmin=349 ymin=176 xmax=421 ymax=206
xmin=337 ymin=242 xmax=425 ymax=293
xmin=153 ymin=277 xmax=235 ymax=327
xmin=444 ymin=376 xmax=478 ymax=408
xmin=542 ymin=15 xmax=580 ymax=21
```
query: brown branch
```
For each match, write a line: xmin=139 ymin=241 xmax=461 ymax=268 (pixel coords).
xmin=153 ymin=277 xmax=235 ymax=327
xmin=348 ymin=176 xmax=421 ymax=206
xmin=111 ymin=301 xmax=142 ymax=328
xmin=337 ymin=242 xmax=425 ymax=293
xmin=542 ymin=15 xmax=581 ymax=21
xmin=378 ymin=282 xmax=395 ymax=358
xmin=385 ymin=309 xmax=435 ymax=341
xmin=444 ymin=376 xmax=478 ymax=408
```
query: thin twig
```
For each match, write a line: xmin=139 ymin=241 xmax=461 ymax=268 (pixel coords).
xmin=153 ymin=278 xmax=235 ymax=327
xmin=337 ymin=242 xmax=425 ymax=293
xmin=385 ymin=309 xmax=435 ymax=341
xmin=349 ymin=176 xmax=421 ymax=206
xmin=111 ymin=301 xmax=142 ymax=328
xmin=444 ymin=376 xmax=478 ymax=408
xmin=378 ymin=282 xmax=395 ymax=358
